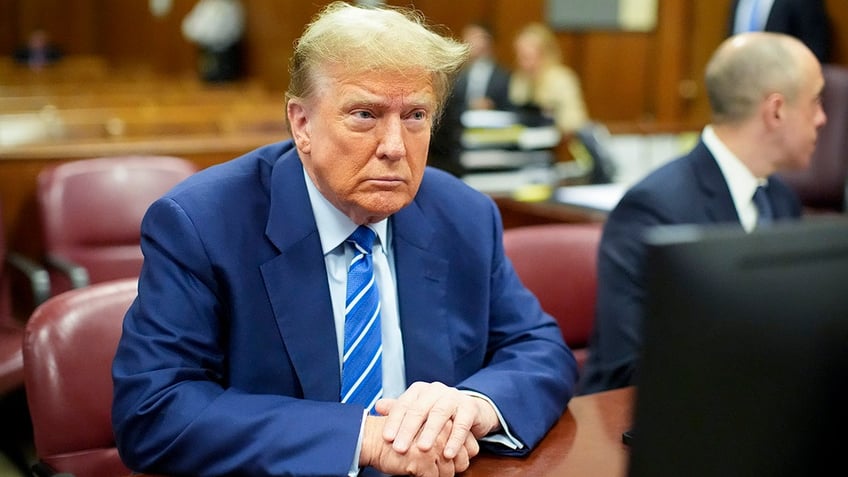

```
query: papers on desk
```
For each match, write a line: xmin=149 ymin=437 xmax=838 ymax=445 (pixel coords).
xmin=460 ymin=149 xmax=553 ymax=171
xmin=462 ymin=125 xmax=561 ymax=150
xmin=463 ymin=168 xmax=557 ymax=195
xmin=461 ymin=110 xmax=518 ymax=128
xmin=554 ymin=183 xmax=628 ymax=212
xmin=460 ymin=109 xmax=562 ymax=150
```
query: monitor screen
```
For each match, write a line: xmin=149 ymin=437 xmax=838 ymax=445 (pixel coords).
xmin=627 ymin=217 xmax=848 ymax=477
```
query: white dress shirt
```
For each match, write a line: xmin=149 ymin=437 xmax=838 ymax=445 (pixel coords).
xmin=702 ymin=125 xmax=769 ymax=233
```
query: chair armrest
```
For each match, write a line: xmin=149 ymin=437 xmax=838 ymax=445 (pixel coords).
xmin=5 ymin=251 xmax=51 ymax=306
xmin=45 ymin=253 xmax=90 ymax=289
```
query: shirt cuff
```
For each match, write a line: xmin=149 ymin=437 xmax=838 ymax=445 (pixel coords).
xmin=461 ymin=390 xmax=524 ymax=450
xmin=349 ymin=409 xmax=368 ymax=477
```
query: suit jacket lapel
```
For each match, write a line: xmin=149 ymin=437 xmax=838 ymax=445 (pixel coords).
xmin=260 ymin=150 xmax=340 ymax=402
xmin=691 ymin=141 xmax=742 ymax=224
xmin=391 ymin=199 xmax=455 ymax=386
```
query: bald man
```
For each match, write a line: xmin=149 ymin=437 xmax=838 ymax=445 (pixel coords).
xmin=579 ymin=32 xmax=826 ymax=395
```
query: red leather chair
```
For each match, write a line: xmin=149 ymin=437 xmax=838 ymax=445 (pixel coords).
xmin=36 ymin=156 xmax=198 ymax=295
xmin=503 ymin=223 xmax=603 ymax=371
xmin=23 ymin=278 xmax=138 ymax=477
xmin=778 ymin=64 xmax=848 ymax=213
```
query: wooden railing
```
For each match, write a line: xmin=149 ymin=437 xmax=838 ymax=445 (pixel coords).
xmin=0 ymin=57 xmax=290 ymax=258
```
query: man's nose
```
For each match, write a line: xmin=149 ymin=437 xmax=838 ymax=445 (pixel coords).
xmin=376 ymin=116 xmax=406 ymax=160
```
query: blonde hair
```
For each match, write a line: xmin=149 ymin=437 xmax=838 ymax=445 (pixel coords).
xmin=705 ymin=32 xmax=806 ymax=124
xmin=515 ymin=22 xmax=562 ymax=66
xmin=286 ymin=1 xmax=468 ymax=120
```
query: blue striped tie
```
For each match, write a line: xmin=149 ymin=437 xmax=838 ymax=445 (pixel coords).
xmin=341 ymin=226 xmax=383 ymax=413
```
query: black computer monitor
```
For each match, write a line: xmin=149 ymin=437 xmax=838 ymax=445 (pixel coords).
xmin=627 ymin=217 xmax=848 ymax=477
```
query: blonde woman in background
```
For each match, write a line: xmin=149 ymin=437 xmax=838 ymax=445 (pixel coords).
xmin=509 ymin=23 xmax=588 ymax=135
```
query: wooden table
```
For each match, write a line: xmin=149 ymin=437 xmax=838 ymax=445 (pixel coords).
xmin=494 ymin=195 xmax=609 ymax=229
xmin=463 ymin=386 xmax=633 ymax=476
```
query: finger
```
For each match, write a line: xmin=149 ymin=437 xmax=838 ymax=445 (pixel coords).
xmin=442 ymin=399 xmax=475 ymax=458
xmin=391 ymin=403 xmax=430 ymax=453
xmin=452 ymin=439 xmax=471 ymax=474
xmin=436 ymin=454 xmax=456 ymax=477
xmin=374 ymin=398 xmax=395 ymax=416
xmin=382 ymin=384 xmax=424 ymax=443
xmin=464 ymin=430 xmax=480 ymax=459
xmin=393 ymin=382 xmax=459 ymax=453
xmin=415 ymin=397 xmax=457 ymax=452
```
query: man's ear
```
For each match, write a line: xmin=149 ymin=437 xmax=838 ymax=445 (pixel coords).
xmin=287 ymin=99 xmax=311 ymax=154
xmin=762 ymin=92 xmax=785 ymax=129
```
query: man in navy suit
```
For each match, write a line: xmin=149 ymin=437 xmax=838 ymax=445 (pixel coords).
xmin=454 ymin=22 xmax=513 ymax=113
xmin=729 ymin=0 xmax=831 ymax=63
xmin=429 ymin=22 xmax=512 ymax=177
xmin=111 ymin=2 xmax=576 ymax=476
xmin=579 ymin=32 xmax=827 ymax=395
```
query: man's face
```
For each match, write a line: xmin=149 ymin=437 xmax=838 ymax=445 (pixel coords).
xmin=288 ymin=65 xmax=436 ymax=224
xmin=779 ymin=55 xmax=827 ymax=171
xmin=463 ymin=25 xmax=491 ymax=61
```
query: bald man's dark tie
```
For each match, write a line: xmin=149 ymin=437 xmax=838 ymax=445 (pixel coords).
xmin=753 ymin=186 xmax=774 ymax=227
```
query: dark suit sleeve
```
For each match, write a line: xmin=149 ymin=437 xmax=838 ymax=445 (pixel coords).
xmin=578 ymin=188 xmax=669 ymax=394
xmin=112 ymin=197 xmax=363 ymax=477
xmin=454 ymin=198 xmax=577 ymax=455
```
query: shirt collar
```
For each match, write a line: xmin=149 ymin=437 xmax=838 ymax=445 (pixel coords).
xmin=302 ymin=167 xmax=389 ymax=254
xmin=702 ymin=125 xmax=768 ymax=206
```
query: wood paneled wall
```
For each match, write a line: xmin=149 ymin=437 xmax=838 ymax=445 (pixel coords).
xmin=2 ymin=0 xmax=846 ymax=129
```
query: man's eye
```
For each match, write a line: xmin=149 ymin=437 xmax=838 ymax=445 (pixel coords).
xmin=354 ymin=110 xmax=374 ymax=119
xmin=410 ymin=110 xmax=426 ymax=120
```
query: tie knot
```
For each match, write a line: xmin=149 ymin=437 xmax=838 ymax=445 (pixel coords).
xmin=348 ymin=226 xmax=376 ymax=253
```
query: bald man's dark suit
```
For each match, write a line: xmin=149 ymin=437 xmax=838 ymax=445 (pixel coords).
xmin=579 ymin=140 xmax=802 ymax=394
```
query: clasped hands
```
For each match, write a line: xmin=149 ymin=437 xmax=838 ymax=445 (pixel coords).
xmin=360 ymin=381 xmax=501 ymax=477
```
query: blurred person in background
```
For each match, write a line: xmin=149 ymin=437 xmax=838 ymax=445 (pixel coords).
xmin=429 ymin=21 xmax=513 ymax=177
xmin=728 ymin=0 xmax=831 ymax=63
xmin=509 ymin=22 xmax=588 ymax=135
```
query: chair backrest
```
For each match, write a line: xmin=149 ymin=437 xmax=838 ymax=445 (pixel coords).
xmin=23 ymin=278 xmax=138 ymax=477
xmin=503 ymin=223 xmax=602 ymax=370
xmin=37 ymin=156 xmax=197 ymax=290
xmin=777 ymin=64 xmax=848 ymax=213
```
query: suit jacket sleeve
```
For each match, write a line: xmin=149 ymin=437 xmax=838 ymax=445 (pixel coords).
xmin=578 ymin=186 xmax=669 ymax=394
xmin=395 ymin=174 xmax=578 ymax=455
xmin=461 ymin=204 xmax=576 ymax=454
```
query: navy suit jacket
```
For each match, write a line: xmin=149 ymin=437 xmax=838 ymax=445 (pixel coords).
xmin=579 ymin=141 xmax=801 ymax=395
xmin=112 ymin=140 xmax=576 ymax=476
xmin=728 ymin=0 xmax=831 ymax=63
